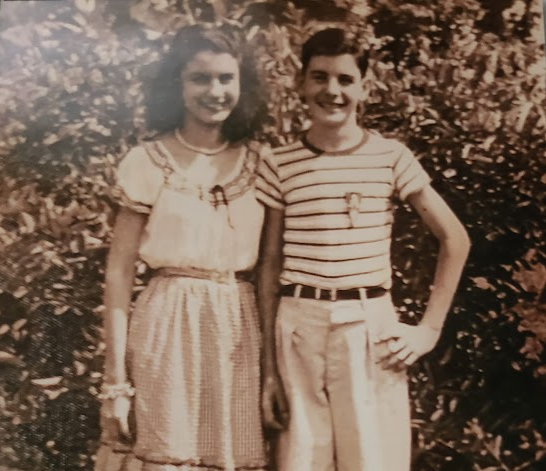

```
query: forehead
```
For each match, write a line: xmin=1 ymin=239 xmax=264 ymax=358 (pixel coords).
xmin=305 ymin=54 xmax=361 ymax=76
xmin=183 ymin=50 xmax=240 ymax=74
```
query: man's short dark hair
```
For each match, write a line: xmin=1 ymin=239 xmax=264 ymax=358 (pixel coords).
xmin=301 ymin=28 xmax=369 ymax=76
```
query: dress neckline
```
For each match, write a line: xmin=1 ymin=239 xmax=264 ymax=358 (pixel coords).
xmin=156 ymin=140 xmax=246 ymax=189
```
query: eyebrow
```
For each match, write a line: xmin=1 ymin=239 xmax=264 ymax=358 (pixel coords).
xmin=308 ymin=70 xmax=358 ymax=80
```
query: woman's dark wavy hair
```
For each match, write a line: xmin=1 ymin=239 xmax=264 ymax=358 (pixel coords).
xmin=301 ymin=28 xmax=369 ymax=76
xmin=145 ymin=23 xmax=268 ymax=143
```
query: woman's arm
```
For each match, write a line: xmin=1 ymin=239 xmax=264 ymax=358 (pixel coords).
xmin=103 ymin=207 xmax=147 ymax=385
xmin=257 ymin=206 xmax=288 ymax=429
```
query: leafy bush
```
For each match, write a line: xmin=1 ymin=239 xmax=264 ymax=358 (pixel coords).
xmin=0 ymin=1 xmax=544 ymax=470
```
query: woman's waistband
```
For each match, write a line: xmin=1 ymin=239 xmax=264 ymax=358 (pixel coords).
xmin=152 ymin=266 xmax=255 ymax=284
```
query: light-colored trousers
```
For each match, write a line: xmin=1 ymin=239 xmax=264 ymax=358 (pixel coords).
xmin=275 ymin=293 xmax=411 ymax=471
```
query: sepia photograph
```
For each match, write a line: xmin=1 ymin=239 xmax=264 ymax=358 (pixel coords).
xmin=0 ymin=1 xmax=545 ymax=470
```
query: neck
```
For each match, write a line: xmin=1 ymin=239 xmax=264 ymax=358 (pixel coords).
xmin=306 ymin=121 xmax=364 ymax=152
xmin=177 ymin=120 xmax=224 ymax=150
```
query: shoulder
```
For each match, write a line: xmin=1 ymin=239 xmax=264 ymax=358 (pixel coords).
xmin=116 ymin=142 xmax=165 ymax=193
xmin=364 ymin=131 xmax=408 ymax=156
xmin=272 ymin=139 xmax=306 ymax=156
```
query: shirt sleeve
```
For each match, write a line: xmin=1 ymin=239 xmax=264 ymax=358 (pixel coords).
xmin=255 ymin=147 xmax=285 ymax=209
xmin=113 ymin=146 xmax=163 ymax=213
xmin=393 ymin=144 xmax=432 ymax=201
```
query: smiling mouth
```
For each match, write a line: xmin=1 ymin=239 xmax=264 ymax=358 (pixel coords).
xmin=200 ymin=100 xmax=230 ymax=112
xmin=317 ymin=102 xmax=346 ymax=111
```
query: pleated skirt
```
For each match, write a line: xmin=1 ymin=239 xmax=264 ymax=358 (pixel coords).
xmin=94 ymin=275 xmax=267 ymax=471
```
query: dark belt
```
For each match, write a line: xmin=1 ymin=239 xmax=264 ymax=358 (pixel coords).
xmin=280 ymin=284 xmax=388 ymax=301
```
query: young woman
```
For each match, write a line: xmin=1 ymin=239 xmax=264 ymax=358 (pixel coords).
xmin=94 ymin=23 xmax=268 ymax=471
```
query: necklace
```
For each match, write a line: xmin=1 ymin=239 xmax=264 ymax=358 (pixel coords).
xmin=174 ymin=128 xmax=229 ymax=156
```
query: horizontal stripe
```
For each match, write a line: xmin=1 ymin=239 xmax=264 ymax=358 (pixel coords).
xmin=285 ymin=253 xmax=390 ymax=276
xmin=286 ymin=197 xmax=392 ymax=216
xmin=286 ymin=223 xmax=391 ymax=232
xmin=261 ymin=156 xmax=279 ymax=179
xmin=255 ymin=177 xmax=282 ymax=201
xmin=287 ymin=251 xmax=390 ymax=263
xmin=284 ymin=237 xmax=390 ymax=247
xmin=286 ymin=180 xmax=391 ymax=197
xmin=285 ymin=210 xmax=389 ymax=218
xmin=280 ymin=270 xmax=392 ymax=290
xmin=279 ymin=160 xmax=319 ymax=182
xmin=285 ymin=213 xmax=393 ymax=230
xmin=303 ymin=155 xmax=395 ymax=169
xmin=277 ymin=152 xmax=316 ymax=168
xmin=258 ymin=133 xmax=431 ymax=291
xmin=282 ymin=165 xmax=393 ymax=186
xmin=287 ymin=183 xmax=392 ymax=202
xmin=283 ymin=265 xmax=388 ymax=279
xmin=283 ymin=168 xmax=393 ymax=193
xmin=284 ymin=239 xmax=390 ymax=259
xmin=274 ymin=141 xmax=306 ymax=156
xmin=284 ymin=225 xmax=392 ymax=245
xmin=255 ymin=189 xmax=285 ymax=209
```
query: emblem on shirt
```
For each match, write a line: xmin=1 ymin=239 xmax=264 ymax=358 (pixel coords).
xmin=345 ymin=192 xmax=362 ymax=228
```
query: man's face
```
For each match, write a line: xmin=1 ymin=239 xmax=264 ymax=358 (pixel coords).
xmin=300 ymin=54 xmax=364 ymax=129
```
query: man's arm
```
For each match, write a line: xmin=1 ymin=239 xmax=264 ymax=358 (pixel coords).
xmin=409 ymin=184 xmax=471 ymax=329
xmin=378 ymin=185 xmax=471 ymax=368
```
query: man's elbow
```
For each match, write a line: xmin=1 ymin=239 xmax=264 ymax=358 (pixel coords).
xmin=443 ymin=220 xmax=471 ymax=259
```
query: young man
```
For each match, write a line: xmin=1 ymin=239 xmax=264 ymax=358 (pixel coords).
xmin=256 ymin=28 xmax=470 ymax=471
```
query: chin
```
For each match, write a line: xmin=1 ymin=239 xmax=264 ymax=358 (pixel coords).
xmin=200 ymin=113 xmax=232 ymax=125
xmin=312 ymin=114 xmax=348 ymax=127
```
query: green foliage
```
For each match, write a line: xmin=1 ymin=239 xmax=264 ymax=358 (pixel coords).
xmin=0 ymin=1 xmax=545 ymax=470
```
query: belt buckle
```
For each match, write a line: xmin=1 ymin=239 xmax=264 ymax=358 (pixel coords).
xmin=211 ymin=270 xmax=232 ymax=284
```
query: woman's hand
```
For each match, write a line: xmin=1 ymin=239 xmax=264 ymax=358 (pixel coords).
xmin=375 ymin=323 xmax=441 ymax=371
xmin=262 ymin=371 xmax=289 ymax=431
xmin=101 ymin=395 xmax=133 ymax=441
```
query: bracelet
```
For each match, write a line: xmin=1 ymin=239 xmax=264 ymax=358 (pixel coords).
xmin=97 ymin=382 xmax=135 ymax=401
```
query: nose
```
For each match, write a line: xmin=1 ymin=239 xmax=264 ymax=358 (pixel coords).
xmin=325 ymin=78 xmax=341 ymax=95
xmin=209 ymin=78 xmax=223 ymax=96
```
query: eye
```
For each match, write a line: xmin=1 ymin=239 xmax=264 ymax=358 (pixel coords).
xmin=219 ymin=73 xmax=235 ymax=85
xmin=189 ymin=73 xmax=210 ymax=85
xmin=338 ymin=75 xmax=355 ymax=86
xmin=309 ymin=72 xmax=328 ymax=83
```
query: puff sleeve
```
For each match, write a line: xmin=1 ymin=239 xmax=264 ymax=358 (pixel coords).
xmin=113 ymin=146 xmax=163 ymax=214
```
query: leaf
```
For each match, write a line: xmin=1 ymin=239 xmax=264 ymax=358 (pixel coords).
xmin=430 ymin=409 xmax=443 ymax=422
xmin=512 ymin=262 xmax=546 ymax=294
xmin=75 ymin=0 xmax=96 ymax=13
xmin=44 ymin=388 xmax=68 ymax=400
xmin=20 ymin=212 xmax=36 ymax=233
xmin=443 ymin=168 xmax=457 ymax=178
xmin=471 ymin=277 xmax=495 ymax=290
xmin=12 ymin=319 xmax=27 ymax=331
xmin=0 ymin=351 xmax=24 ymax=367
xmin=13 ymin=286 xmax=28 ymax=299
xmin=31 ymin=376 xmax=63 ymax=387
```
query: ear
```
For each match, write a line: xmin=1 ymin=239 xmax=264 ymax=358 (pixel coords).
xmin=359 ymin=77 xmax=370 ymax=102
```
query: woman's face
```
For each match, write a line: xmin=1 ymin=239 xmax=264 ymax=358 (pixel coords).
xmin=180 ymin=50 xmax=241 ymax=128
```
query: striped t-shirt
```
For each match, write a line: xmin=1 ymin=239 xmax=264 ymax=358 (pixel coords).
xmin=256 ymin=131 xmax=431 ymax=289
